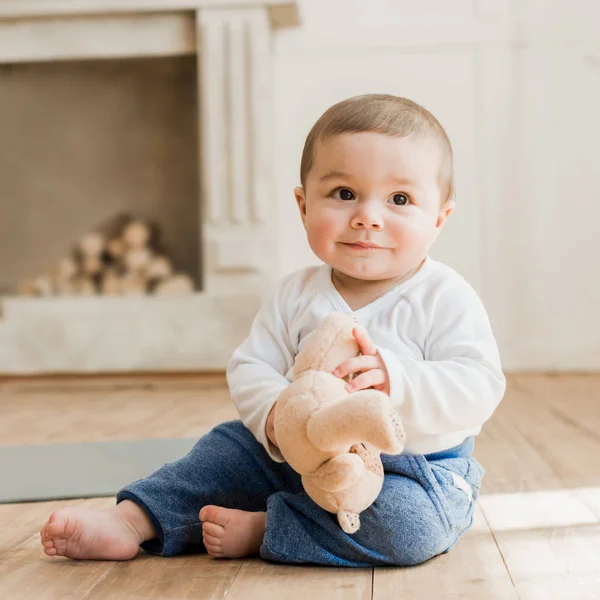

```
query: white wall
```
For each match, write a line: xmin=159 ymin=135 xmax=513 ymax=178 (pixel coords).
xmin=272 ymin=0 xmax=600 ymax=371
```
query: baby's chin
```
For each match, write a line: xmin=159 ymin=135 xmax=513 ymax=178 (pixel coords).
xmin=332 ymin=263 xmax=403 ymax=283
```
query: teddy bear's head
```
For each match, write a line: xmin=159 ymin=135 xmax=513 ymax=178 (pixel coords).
xmin=294 ymin=312 xmax=359 ymax=378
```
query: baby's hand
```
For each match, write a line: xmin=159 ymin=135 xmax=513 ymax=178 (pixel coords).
xmin=333 ymin=326 xmax=390 ymax=395
xmin=265 ymin=402 xmax=278 ymax=448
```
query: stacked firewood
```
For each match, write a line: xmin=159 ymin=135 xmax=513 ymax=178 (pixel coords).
xmin=18 ymin=214 xmax=195 ymax=297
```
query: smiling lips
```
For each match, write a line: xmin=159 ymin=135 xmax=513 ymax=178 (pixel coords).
xmin=343 ymin=241 xmax=384 ymax=249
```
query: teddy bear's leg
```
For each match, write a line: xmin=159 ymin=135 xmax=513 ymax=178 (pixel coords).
xmin=338 ymin=510 xmax=361 ymax=534
xmin=306 ymin=390 xmax=405 ymax=455
xmin=307 ymin=453 xmax=365 ymax=492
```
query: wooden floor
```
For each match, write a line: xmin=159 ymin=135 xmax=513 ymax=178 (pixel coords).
xmin=2 ymin=373 xmax=600 ymax=599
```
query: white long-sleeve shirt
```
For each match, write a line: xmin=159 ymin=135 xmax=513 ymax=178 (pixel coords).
xmin=226 ymin=257 xmax=506 ymax=462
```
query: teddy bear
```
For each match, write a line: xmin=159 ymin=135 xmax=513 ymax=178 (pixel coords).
xmin=273 ymin=312 xmax=405 ymax=534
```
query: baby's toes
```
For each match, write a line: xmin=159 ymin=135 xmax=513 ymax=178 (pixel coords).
xmin=40 ymin=531 xmax=51 ymax=547
xmin=40 ymin=531 xmax=57 ymax=556
xmin=202 ymin=533 xmax=224 ymax=557
xmin=202 ymin=521 xmax=225 ymax=539
xmin=203 ymin=532 xmax=222 ymax=547
xmin=45 ymin=511 xmax=70 ymax=538
xmin=205 ymin=545 xmax=224 ymax=557
xmin=202 ymin=521 xmax=226 ymax=557
xmin=199 ymin=505 xmax=222 ymax=524
xmin=40 ymin=514 xmax=73 ymax=555
xmin=40 ymin=519 xmax=52 ymax=539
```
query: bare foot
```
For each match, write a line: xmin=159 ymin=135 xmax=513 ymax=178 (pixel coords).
xmin=199 ymin=505 xmax=266 ymax=558
xmin=40 ymin=500 xmax=156 ymax=560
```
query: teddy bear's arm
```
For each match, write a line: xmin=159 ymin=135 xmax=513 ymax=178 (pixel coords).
xmin=306 ymin=390 xmax=405 ymax=455
xmin=307 ymin=453 xmax=364 ymax=492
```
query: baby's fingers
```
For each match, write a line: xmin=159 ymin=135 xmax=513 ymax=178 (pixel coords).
xmin=352 ymin=326 xmax=377 ymax=356
xmin=345 ymin=369 xmax=386 ymax=393
xmin=334 ymin=355 xmax=379 ymax=379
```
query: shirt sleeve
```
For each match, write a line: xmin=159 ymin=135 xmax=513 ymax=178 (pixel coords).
xmin=226 ymin=283 xmax=296 ymax=462
xmin=377 ymin=281 xmax=506 ymax=441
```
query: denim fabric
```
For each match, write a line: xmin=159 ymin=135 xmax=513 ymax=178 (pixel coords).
xmin=117 ymin=420 xmax=483 ymax=567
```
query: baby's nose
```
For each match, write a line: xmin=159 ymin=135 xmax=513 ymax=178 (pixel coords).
xmin=350 ymin=199 xmax=384 ymax=230
xmin=350 ymin=215 xmax=383 ymax=230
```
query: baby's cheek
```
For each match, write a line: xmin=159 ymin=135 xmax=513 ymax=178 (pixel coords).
xmin=394 ymin=222 xmax=434 ymax=252
xmin=307 ymin=221 xmax=335 ymax=252
xmin=306 ymin=231 xmax=325 ymax=258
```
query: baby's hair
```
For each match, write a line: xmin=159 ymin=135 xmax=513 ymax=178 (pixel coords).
xmin=300 ymin=94 xmax=454 ymax=204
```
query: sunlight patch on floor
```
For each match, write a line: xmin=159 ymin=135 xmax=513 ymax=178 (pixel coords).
xmin=478 ymin=487 xmax=600 ymax=532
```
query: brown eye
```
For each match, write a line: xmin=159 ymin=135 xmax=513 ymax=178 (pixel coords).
xmin=337 ymin=188 xmax=355 ymax=201
xmin=392 ymin=193 xmax=408 ymax=206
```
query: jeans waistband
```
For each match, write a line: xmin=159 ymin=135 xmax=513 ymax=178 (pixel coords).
xmin=422 ymin=436 xmax=475 ymax=461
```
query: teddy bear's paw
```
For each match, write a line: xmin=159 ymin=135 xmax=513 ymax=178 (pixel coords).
xmin=338 ymin=510 xmax=361 ymax=534
xmin=350 ymin=443 xmax=383 ymax=476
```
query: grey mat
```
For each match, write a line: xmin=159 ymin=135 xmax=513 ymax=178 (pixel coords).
xmin=1 ymin=438 xmax=199 ymax=504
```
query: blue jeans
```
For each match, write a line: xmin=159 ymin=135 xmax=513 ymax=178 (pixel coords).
xmin=116 ymin=420 xmax=483 ymax=567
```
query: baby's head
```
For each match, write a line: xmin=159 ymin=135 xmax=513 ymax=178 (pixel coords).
xmin=295 ymin=94 xmax=455 ymax=284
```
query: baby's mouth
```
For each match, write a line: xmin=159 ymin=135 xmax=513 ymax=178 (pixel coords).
xmin=342 ymin=242 xmax=384 ymax=250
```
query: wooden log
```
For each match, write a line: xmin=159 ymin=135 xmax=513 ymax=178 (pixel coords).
xmin=75 ymin=276 xmax=96 ymax=296
xmin=17 ymin=279 xmax=38 ymax=296
xmin=119 ymin=272 xmax=148 ymax=296
xmin=100 ymin=269 xmax=121 ymax=296
xmin=124 ymin=247 xmax=153 ymax=273
xmin=123 ymin=220 xmax=151 ymax=250
xmin=32 ymin=274 xmax=54 ymax=296
xmin=89 ymin=213 xmax=133 ymax=242
xmin=146 ymin=255 xmax=173 ymax=281
xmin=78 ymin=213 xmax=134 ymax=266
xmin=81 ymin=255 xmax=103 ymax=277
xmin=106 ymin=237 xmax=126 ymax=262
xmin=46 ymin=256 xmax=79 ymax=296
xmin=54 ymin=279 xmax=78 ymax=296
xmin=153 ymin=273 xmax=194 ymax=296
xmin=78 ymin=231 xmax=104 ymax=258
xmin=18 ymin=275 xmax=54 ymax=296
xmin=55 ymin=256 xmax=78 ymax=281
xmin=17 ymin=214 xmax=187 ymax=298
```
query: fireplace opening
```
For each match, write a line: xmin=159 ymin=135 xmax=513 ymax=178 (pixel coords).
xmin=0 ymin=55 xmax=201 ymax=296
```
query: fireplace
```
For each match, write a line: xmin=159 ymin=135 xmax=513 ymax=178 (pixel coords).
xmin=0 ymin=0 xmax=299 ymax=374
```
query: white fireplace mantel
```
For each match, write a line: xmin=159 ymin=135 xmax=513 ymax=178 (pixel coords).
xmin=0 ymin=1 xmax=298 ymax=63
xmin=0 ymin=0 xmax=299 ymax=374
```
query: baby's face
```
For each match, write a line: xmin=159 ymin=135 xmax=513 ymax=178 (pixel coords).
xmin=296 ymin=131 xmax=453 ymax=283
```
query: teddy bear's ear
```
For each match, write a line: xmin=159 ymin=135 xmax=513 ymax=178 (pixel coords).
xmin=294 ymin=312 xmax=359 ymax=377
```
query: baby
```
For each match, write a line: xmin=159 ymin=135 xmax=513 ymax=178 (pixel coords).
xmin=40 ymin=94 xmax=505 ymax=567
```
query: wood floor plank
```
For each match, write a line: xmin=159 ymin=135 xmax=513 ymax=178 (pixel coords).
xmin=575 ymin=487 xmax=600 ymax=520
xmin=480 ymin=484 xmax=600 ymax=600
xmin=0 ymin=499 xmax=117 ymax=600
xmin=502 ymin=376 xmax=600 ymax=490
xmin=477 ymin=376 xmax=600 ymax=598
xmin=373 ymin=504 xmax=518 ymax=599
xmin=0 ymin=497 xmax=113 ymax=559
xmin=485 ymin=518 xmax=600 ymax=599
xmin=473 ymin=383 xmax=564 ymax=494
xmin=225 ymin=558 xmax=373 ymax=600
xmin=85 ymin=554 xmax=244 ymax=600
xmin=0 ymin=375 xmax=237 ymax=446
xmin=3 ymin=373 xmax=600 ymax=599
xmin=0 ymin=543 xmax=117 ymax=600
xmin=479 ymin=489 xmax=599 ymax=534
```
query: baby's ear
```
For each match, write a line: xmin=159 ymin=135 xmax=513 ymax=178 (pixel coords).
xmin=295 ymin=186 xmax=307 ymax=225
xmin=434 ymin=200 xmax=455 ymax=235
